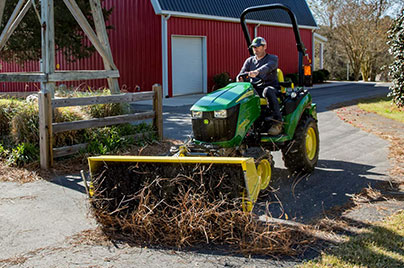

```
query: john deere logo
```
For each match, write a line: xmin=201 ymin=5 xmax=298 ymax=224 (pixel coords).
xmin=204 ymin=119 xmax=209 ymax=125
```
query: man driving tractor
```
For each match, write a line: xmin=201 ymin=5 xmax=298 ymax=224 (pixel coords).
xmin=237 ymin=36 xmax=282 ymax=136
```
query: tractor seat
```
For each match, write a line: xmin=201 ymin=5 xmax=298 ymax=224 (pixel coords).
xmin=260 ymin=69 xmax=294 ymax=106
xmin=279 ymin=81 xmax=293 ymax=88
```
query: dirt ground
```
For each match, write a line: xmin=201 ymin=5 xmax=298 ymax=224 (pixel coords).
xmin=1 ymin=104 xmax=403 ymax=267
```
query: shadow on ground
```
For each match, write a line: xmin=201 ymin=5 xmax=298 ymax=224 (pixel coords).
xmin=51 ymin=175 xmax=87 ymax=194
xmin=255 ymin=159 xmax=385 ymax=222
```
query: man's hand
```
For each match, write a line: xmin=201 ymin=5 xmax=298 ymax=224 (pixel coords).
xmin=237 ymin=76 xmax=244 ymax=82
xmin=248 ymin=70 xmax=259 ymax=78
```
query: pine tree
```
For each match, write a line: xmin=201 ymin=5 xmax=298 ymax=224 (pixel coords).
xmin=387 ymin=10 xmax=404 ymax=107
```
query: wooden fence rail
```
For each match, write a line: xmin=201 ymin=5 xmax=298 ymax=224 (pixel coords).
xmin=38 ymin=84 xmax=163 ymax=168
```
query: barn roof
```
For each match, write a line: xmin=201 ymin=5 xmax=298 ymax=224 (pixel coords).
xmin=151 ymin=0 xmax=317 ymax=28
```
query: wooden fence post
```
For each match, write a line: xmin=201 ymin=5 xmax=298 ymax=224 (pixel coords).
xmin=39 ymin=92 xmax=53 ymax=169
xmin=152 ymin=84 xmax=163 ymax=140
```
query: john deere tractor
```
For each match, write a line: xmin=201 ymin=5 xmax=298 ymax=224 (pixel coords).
xmin=88 ymin=4 xmax=319 ymax=211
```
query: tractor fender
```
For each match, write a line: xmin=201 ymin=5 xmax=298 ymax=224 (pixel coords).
xmin=283 ymin=93 xmax=313 ymax=139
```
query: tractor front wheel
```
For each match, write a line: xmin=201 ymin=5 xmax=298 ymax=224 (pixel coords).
xmin=282 ymin=116 xmax=319 ymax=174
xmin=257 ymin=158 xmax=271 ymax=190
xmin=242 ymin=147 xmax=273 ymax=190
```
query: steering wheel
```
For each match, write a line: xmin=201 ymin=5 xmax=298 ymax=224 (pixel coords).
xmin=238 ymin=72 xmax=264 ymax=87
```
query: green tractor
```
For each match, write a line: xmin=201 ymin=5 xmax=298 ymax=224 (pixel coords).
xmin=177 ymin=4 xmax=319 ymax=178
xmin=88 ymin=4 xmax=319 ymax=212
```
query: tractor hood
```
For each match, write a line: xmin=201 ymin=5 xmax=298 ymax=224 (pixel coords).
xmin=191 ymin=82 xmax=255 ymax=112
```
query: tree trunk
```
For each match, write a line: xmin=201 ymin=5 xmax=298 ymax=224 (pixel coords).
xmin=353 ymin=69 xmax=361 ymax=81
xmin=370 ymin=66 xmax=377 ymax=81
xmin=352 ymin=60 xmax=362 ymax=81
xmin=361 ymin=61 xmax=371 ymax=82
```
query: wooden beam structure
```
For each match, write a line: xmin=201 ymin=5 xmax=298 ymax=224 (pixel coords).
xmin=0 ymin=70 xmax=119 ymax=82
xmin=53 ymin=112 xmax=155 ymax=134
xmin=0 ymin=72 xmax=47 ymax=82
xmin=0 ymin=0 xmax=121 ymax=89
xmin=0 ymin=0 xmax=6 ymax=26
xmin=0 ymin=1 xmax=164 ymax=169
xmin=90 ymin=0 xmax=120 ymax=94
xmin=38 ymin=92 xmax=53 ymax=168
xmin=0 ymin=0 xmax=32 ymax=51
xmin=39 ymin=0 xmax=55 ymax=168
xmin=62 ymin=0 xmax=117 ymax=70
xmin=52 ymin=91 xmax=154 ymax=108
xmin=0 ymin=0 xmax=123 ymax=169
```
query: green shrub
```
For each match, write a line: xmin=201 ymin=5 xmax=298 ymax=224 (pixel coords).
xmin=86 ymin=126 xmax=129 ymax=155
xmin=0 ymin=144 xmax=9 ymax=159
xmin=85 ymin=123 xmax=155 ymax=155
xmin=6 ymin=142 xmax=39 ymax=167
xmin=318 ymin=69 xmax=330 ymax=80
xmin=0 ymin=98 xmax=24 ymax=136
xmin=313 ymin=70 xmax=326 ymax=83
xmin=212 ymin=72 xmax=232 ymax=90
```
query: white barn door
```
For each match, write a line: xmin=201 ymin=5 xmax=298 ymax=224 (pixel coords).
xmin=171 ymin=36 xmax=206 ymax=96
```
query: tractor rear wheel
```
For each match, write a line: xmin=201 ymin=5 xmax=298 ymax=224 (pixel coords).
xmin=282 ymin=116 xmax=319 ymax=174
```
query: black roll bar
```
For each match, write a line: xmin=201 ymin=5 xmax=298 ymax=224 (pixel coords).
xmin=240 ymin=4 xmax=307 ymax=86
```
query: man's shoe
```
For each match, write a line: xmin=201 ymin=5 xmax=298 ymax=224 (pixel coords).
xmin=268 ymin=123 xmax=282 ymax=136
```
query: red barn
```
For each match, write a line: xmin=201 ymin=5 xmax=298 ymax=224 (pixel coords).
xmin=0 ymin=0 xmax=317 ymax=97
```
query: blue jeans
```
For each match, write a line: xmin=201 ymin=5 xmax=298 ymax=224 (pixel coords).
xmin=258 ymin=86 xmax=282 ymax=121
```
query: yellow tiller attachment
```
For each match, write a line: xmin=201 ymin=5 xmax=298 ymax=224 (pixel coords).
xmin=88 ymin=156 xmax=262 ymax=211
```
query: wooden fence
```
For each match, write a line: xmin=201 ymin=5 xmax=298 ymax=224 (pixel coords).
xmin=38 ymin=84 xmax=163 ymax=168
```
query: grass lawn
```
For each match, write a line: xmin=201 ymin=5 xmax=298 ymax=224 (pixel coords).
xmin=300 ymin=210 xmax=404 ymax=268
xmin=358 ymin=97 xmax=404 ymax=123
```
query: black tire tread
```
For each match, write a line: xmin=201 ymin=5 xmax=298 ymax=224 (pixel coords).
xmin=282 ymin=116 xmax=319 ymax=174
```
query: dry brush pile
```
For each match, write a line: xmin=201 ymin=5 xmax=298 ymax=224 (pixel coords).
xmin=90 ymin=161 xmax=314 ymax=256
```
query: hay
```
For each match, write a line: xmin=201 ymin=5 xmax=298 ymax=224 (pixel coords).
xmin=0 ymin=161 xmax=40 ymax=183
xmin=90 ymin=162 xmax=314 ymax=255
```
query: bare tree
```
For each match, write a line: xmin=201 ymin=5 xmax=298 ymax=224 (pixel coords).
xmin=308 ymin=0 xmax=399 ymax=81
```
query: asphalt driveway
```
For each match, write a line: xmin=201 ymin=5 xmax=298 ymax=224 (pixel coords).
xmin=0 ymin=82 xmax=394 ymax=267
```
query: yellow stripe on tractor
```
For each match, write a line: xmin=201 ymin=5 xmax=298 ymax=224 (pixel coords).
xmin=88 ymin=156 xmax=262 ymax=211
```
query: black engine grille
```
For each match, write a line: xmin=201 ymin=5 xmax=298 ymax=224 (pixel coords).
xmin=192 ymin=105 xmax=240 ymax=142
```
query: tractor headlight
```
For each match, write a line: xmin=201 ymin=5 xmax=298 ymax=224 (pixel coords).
xmin=214 ymin=109 xmax=227 ymax=118
xmin=191 ymin=111 xmax=203 ymax=118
